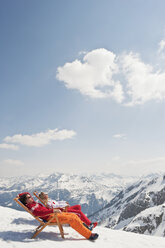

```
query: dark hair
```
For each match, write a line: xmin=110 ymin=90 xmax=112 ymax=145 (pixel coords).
xmin=19 ymin=194 xmax=28 ymax=205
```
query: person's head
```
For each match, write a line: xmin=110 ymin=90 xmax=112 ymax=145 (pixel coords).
xmin=39 ymin=192 xmax=48 ymax=201
xmin=19 ymin=193 xmax=33 ymax=205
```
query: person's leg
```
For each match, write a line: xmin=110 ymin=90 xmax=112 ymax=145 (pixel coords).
xmin=68 ymin=208 xmax=91 ymax=225
xmin=48 ymin=212 xmax=92 ymax=239
xmin=68 ymin=205 xmax=81 ymax=211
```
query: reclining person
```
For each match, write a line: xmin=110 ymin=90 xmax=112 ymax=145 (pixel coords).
xmin=19 ymin=192 xmax=98 ymax=241
xmin=39 ymin=192 xmax=97 ymax=230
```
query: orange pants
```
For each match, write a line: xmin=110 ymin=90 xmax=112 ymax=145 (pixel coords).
xmin=47 ymin=212 xmax=91 ymax=239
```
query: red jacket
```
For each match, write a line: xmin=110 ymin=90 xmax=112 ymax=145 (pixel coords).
xmin=26 ymin=201 xmax=53 ymax=220
xmin=18 ymin=192 xmax=53 ymax=220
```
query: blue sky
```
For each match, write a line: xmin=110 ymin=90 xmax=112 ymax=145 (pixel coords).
xmin=1 ymin=0 xmax=165 ymax=177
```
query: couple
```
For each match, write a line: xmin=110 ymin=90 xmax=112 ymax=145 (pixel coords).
xmin=19 ymin=192 xmax=98 ymax=241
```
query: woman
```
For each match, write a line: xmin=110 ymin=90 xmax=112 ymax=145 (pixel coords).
xmin=39 ymin=191 xmax=97 ymax=230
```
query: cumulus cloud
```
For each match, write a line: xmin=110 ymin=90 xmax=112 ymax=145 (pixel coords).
xmin=0 ymin=143 xmax=19 ymax=150
xmin=121 ymin=52 xmax=165 ymax=105
xmin=3 ymin=159 xmax=24 ymax=166
xmin=57 ymin=48 xmax=124 ymax=103
xmin=4 ymin=129 xmax=76 ymax=147
xmin=56 ymin=47 xmax=165 ymax=106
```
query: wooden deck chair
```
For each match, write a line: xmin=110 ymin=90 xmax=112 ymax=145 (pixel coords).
xmin=14 ymin=195 xmax=65 ymax=239
xmin=33 ymin=191 xmax=47 ymax=206
xmin=33 ymin=191 xmax=68 ymax=212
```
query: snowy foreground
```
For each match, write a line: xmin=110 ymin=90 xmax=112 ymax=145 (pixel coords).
xmin=0 ymin=206 xmax=165 ymax=248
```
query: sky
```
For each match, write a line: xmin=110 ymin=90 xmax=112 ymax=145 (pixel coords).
xmin=1 ymin=0 xmax=165 ymax=177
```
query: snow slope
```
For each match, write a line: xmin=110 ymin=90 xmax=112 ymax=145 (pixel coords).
xmin=0 ymin=206 xmax=165 ymax=248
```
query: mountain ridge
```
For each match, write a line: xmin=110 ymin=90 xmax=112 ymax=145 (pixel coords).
xmin=0 ymin=172 xmax=137 ymax=216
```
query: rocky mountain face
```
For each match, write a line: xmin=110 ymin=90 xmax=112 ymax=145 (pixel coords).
xmin=90 ymin=173 xmax=165 ymax=236
xmin=0 ymin=172 xmax=135 ymax=216
xmin=123 ymin=204 xmax=165 ymax=236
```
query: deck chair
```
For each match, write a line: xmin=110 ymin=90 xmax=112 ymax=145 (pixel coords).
xmin=33 ymin=191 xmax=68 ymax=212
xmin=14 ymin=194 xmax=65 ymax=239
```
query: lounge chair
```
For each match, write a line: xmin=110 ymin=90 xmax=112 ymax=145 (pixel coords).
xmin=14 ymin=194 xmax=65 ymax=239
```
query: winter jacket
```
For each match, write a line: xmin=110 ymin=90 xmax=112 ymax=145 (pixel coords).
xmin=26 ymin=201 xmax=53 ymax=220
xmin=18 ymin=192 xmax=53 ymax=221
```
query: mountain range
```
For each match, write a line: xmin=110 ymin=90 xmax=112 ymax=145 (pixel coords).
xmin=0 ymin=172 xmax=136 ymax=216
xmin=1 ymin=172 xmax=165 ymax=237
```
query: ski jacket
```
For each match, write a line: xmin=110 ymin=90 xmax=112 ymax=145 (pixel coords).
xmin=26 ymin=201 xmax=53 ymax=220
xmin=18 ymin=192 xmax=53 ymax=220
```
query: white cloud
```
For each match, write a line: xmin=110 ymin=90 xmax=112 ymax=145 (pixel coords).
xmin=113 ymin=133 xmax=126 ymax=139
xmin=57 ymin=48 xmax=124 ymax=103
xmin=4 ymin=129 xmax=76 ymax=147
xmin=158 ymin=39 xmax=165 ymax=53
xmin=121 ymin=52 xmax=165 ymax=105
xmin=56 ymin=47 xmax=165 ymax=106
xmin=0 ymin=143 xmax=19 ymax=150
xmin=3 ymin=159 xmax=24 ymax=166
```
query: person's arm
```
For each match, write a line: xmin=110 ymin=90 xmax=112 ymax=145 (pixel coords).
xmin=32 ymin=203 xmax=54 ymax=217
xmin=47 ymin=199 xmax=68 ymax=208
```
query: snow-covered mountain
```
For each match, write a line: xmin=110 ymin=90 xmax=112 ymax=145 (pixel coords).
xmin=124 ymin=204 xmax=165 ymax=236
xmin=0 ymin=172 xmax=136 ymax=216
xmin=0 ymin=206 xmax=165 ymax=248
xmin=1 ymin=172 xmax=165 ymax=237
xmin=91 ymin=173 xmax=165 ymax=236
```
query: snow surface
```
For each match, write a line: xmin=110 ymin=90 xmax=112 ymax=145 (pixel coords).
xmin=0 ymin=206 xmax=165 ymax=248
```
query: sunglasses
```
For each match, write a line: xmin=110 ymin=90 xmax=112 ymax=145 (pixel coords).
xmin=26 ymin=195 xmax=32 ymax=199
